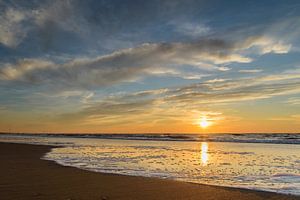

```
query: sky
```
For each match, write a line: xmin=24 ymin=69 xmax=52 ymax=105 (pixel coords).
xmin=0 ymin=0 xmax=300 ymax=133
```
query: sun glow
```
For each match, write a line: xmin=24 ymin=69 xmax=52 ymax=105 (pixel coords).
xmin=199 ymin=117 xmax=212 ymax=128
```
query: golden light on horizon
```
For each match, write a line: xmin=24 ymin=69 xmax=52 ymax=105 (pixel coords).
xmin=199 ymin=117 xmax=212 ymax=129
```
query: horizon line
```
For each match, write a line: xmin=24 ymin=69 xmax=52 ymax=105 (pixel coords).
xmin=1 ymin=132 xmax=300 ymax=135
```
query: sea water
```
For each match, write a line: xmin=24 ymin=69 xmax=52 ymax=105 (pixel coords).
xmin=0 ymin=134 xmax=299 ymax=195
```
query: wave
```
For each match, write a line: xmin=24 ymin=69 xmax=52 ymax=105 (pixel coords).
xmin=1 ymin=133 xmax=300 ymax=144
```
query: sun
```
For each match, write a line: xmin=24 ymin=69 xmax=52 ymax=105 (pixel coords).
xmin=199 ymin=117 xmax=211 ymax=128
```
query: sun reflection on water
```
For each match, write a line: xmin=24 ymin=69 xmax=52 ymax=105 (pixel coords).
xmin=201 ymin=142 xmax=209 ymax=166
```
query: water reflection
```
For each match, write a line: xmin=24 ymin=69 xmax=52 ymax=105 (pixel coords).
xmin=201 ymin=142 xmax=209 ymax=165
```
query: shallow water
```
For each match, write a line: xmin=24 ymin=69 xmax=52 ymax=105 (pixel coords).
xmin=0 ymin=134 xmax=300 ymax=195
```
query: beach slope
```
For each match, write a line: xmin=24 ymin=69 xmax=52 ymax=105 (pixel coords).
xmin=0 ymin=143 xmax=298 ymax=200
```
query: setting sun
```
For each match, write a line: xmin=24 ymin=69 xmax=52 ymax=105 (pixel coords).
xmin=199 ymin=117 xmax=212 ymax=128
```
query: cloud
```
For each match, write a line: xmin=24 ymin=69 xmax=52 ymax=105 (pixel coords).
xmin=239 ymin=69 xmax=263 ymax=73
xmin=0 ymin=0 xmax=298 ymax=56
xmin=218 ymin=66 xmax=231 ymax=71
xmin=164 ymin=81 xmax=300 ymax=105
xmin=0 ymin=59 xmax=53 ymax=80
xmin=0 ymin=35 xmax=291 ymax=90
xmin=286 ymin=97 xmax=300 ymax=105
xmin=0 ymin=0 xmax=87 ymax=49
xmin=144 ymin=67 xmax=210 ymax=80
xmin=0 ymin=0 xmax=207 ymax=51
xmin=241 ymin=36 xmax=292 ymax=54
xmin=0 ymin=8 xmax=29 ymax=47
xmin=57 ymin=69 xmax=300 ymax=125
xmin=173 ymin=22 xmax=210 ymax=37
xmin=270 ymin=115 xmax=300 ymax=123
xmin=205 ymin=78 xmax=229 ymax=83
xmin=33 ymin=0 xmax=91 ymax=38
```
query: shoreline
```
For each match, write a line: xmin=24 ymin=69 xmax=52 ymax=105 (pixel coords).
xmin=0 ymin=142 xmax=299 ymax=200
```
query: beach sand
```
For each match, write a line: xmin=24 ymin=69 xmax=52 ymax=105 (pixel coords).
xmin=0 ymin=143 xmax=299 ymax=200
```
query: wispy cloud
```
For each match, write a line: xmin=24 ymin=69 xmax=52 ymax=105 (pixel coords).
xmin=0 ymin=0 xmax=87 ymax=48
xmin=0 ymin=8 xmax=29 ymax=47
xmin=270 ymin=115 xmax=300 ymax=123
xmin=286 ymin=97 xmax=300 ymax=105
xmin=0 ymin=35 xmax=291 ymax=90
xmin=172 ymin=22 xmax=211 ymax=37
xmin=242 ymin=36 xmax=292 ymax=54
xmin=56 ymin=69 xmax=300 ymax=125
xmin=239 ymin=69 xmax=263 ymax=73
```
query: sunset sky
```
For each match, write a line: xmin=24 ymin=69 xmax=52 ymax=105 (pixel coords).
xmin=0 ymin=0 xmax=300 ymax=133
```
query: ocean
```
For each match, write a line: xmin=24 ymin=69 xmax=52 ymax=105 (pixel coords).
xmin=0 ymin=133 xmax=299 ymax=195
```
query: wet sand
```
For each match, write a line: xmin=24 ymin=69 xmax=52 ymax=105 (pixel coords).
xmin=0 ymin=142 xmax=299 ymax=200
